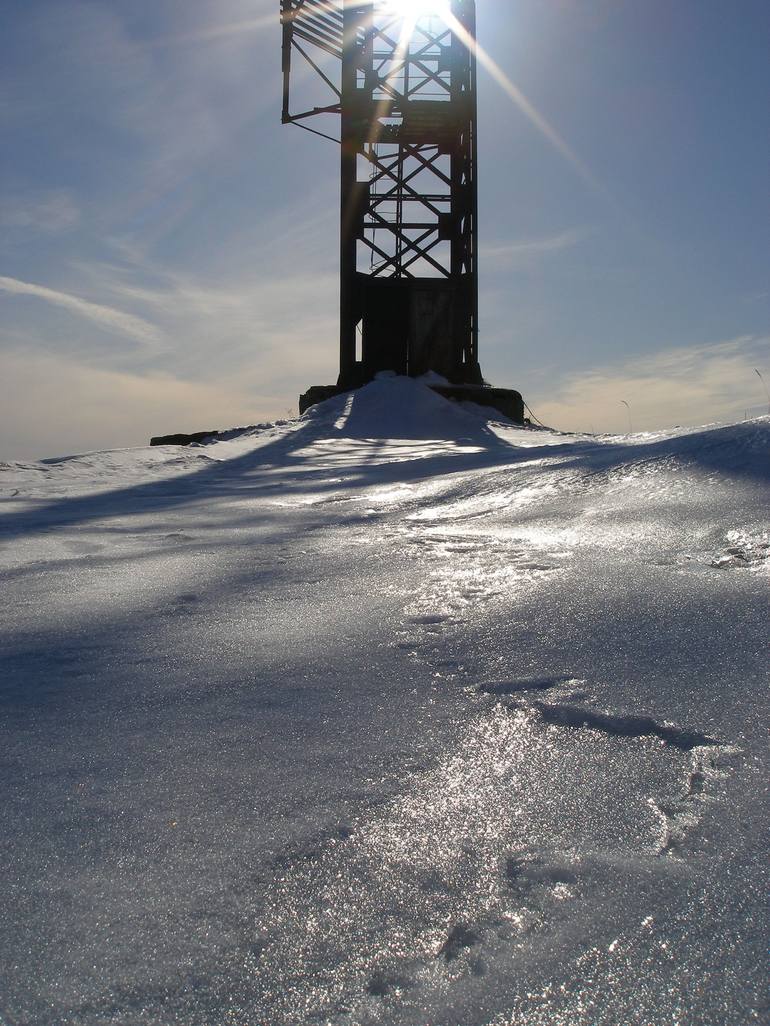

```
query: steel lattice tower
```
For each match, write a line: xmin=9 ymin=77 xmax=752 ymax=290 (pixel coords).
xmin=281 ymin=1 xmax=523 ymax=420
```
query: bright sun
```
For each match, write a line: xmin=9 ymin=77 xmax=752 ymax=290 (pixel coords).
xmin=382 ymin=0 xmax=451 ymax=20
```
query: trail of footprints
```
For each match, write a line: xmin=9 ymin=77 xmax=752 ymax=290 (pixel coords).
xmin=366 ymin=524 xmax=742 ymax=996
xmin=391 ymin=524 xmax=739 ymax=860
xmin=250 ymin=526 xmax=742 ymax=1021
xmin=257 ymin=678 xmax=740 ymax=1023
xmin=393 ymin=528 xmax=561 ymax=674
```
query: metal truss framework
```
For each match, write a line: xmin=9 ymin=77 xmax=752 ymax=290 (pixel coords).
xmin=281 ymin=1 xmax=482 ymax=387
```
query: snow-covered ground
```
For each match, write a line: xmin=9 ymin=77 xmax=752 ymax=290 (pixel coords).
xmin=1 ymin=377 xmax=767 ymax=1026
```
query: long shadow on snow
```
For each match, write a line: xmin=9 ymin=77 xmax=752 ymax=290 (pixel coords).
xmin=1 ymin=395 xmax=766 ymax=543
xmin=0 ymin=395 xmax=555 ymax=540
xmin=548 ymin=418 xmax=770 ymax=482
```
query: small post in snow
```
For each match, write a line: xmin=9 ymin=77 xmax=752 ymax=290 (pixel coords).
xmin=620 ymin=399 xmax=632 ymax=434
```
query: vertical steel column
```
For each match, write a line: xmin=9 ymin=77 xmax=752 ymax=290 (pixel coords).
xmin=448 ymin=0 xmax=478 ymax=375
xmin=467 ymin=0 xmax=480 ymax=370
xmin=339 ymin=2 xmax=364 ymax=387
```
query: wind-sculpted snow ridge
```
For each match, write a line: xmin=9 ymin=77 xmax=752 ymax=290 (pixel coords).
xmin=0 ymin=380 xmax=767 ymax=1025
xmin=477 ymin=677 xmax=722 ymax=748
xmin=529 ymin=700 xmax=720 ymax=750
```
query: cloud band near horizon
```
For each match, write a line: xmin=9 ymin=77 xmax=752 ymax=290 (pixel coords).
xmin=0 ymin=274 xmax=164 ymax=347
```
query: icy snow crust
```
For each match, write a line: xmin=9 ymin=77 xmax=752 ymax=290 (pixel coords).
xmin=0 ymin=376 xmax=768 ymax=1026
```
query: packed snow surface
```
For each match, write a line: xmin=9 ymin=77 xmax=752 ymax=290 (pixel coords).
xmin=1 ymin=377 xmax=768 ymax=1026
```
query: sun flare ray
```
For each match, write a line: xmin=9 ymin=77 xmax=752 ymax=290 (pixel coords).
xmin=441 ymin=9 xmax=604 ymax=195
xmin=361 ymin=1 xmax=605 ymax=197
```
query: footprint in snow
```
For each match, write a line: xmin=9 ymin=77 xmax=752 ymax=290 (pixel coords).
xmin=366 ymin=968 xmax=413 ymax=997
xmin=171 ymin=593 xmax=201 ymax=616
xmin=438 ymin=923 xmax=480 ymax=962
xmin=649 ymin=745 xmax=742 ymax=856
xmin=710 ymin=529 xmax=769 ymax=569
xmin=63 ymin=540 xmax=104 ymax=555
xmin=478 ymin=675 xmax=578 ymax=696
xmin=407 ymin=612 xmax=453 ymax=625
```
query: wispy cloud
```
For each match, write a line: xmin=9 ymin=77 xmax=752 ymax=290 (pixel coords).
xmin=482 ymin=228 xmax=591 ymax=267
xmin=0 ymin=275 xmax=164 ymax=347
xmin=0 ymin=240 xmax=338 ymax=459
xmin=0 ymin=349 xmax=285 ymax=460
xmin=1 ymin=2 xmax=282 ymax=241
xmin=0 ymin=190 xmax=80 ymax=233
xmin=145 ymin=13 xmax=277 ymax=49
xmin=102 ymin=266 xmax=338 ymax=385
xmin=528 ymin=336 xmax=770 ymax=433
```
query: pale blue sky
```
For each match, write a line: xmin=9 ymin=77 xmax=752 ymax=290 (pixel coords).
xmin=1 ymin=0 xmax=768 ymax=458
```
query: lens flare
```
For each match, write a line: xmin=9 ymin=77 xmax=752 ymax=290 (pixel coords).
xmin=381 ymin=0 xmax=450 ymax=20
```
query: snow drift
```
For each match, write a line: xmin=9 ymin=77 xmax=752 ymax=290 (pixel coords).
xmin=1 ymin=378 xmax=767 ymax=1026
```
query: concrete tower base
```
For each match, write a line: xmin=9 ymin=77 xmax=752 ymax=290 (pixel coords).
xmin=299 ymin=382 xmax=525 ymax=423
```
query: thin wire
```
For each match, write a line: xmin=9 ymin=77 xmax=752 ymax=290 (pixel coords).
xmin=522 ymin=400 xmax=551 ymax=429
